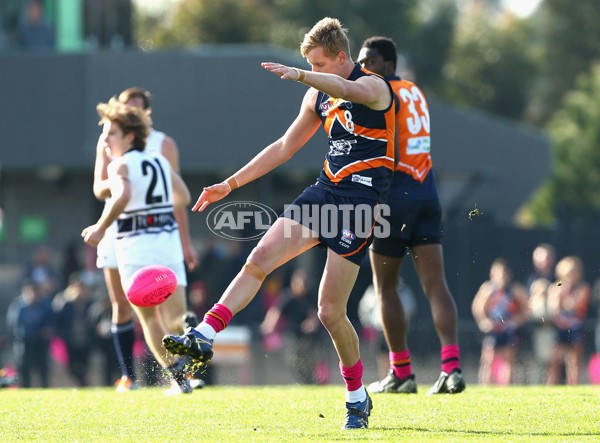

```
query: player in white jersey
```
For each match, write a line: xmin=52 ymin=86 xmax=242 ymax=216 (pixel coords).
xmin=94 ymin=87 xmax=199 ymax=391
xmin=84 ymin=97 xmax=193 ymax=394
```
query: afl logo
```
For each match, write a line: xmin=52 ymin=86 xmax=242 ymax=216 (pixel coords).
xmin=206 ymin=201 xmax=278 ymax=241
xmin=341 ymin=229 xmax=356 ymax=240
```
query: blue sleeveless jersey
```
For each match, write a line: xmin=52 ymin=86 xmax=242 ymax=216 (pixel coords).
xmin=315 ymin=63 xmax=395 ymax=201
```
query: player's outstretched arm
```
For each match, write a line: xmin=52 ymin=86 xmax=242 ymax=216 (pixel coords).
xmin=192 ymin=89 xmax=320 ymax=213
xmin=261 ymin=61 xmax=390 ymax=110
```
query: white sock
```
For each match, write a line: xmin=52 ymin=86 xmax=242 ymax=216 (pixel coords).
xmin=195 ymin=323 xmax=217 ymax=341
xmin=346 ymin=386 xmax=366 ymax=403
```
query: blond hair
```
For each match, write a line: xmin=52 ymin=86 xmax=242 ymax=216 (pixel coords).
xmin=555 ymin=256 xmax=583 ymax=281
xmin=96 ymin=97 xmax=152 ymax=149
xmin=300 ymin=17 xmax=351 ymax=59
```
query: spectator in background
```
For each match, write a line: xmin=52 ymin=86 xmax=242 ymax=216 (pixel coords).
xmin=593 ymin=279 xmax=600 ymax=355
xmin=6 ymin=279 xmax=55 ymax=387
xmin=19 ymin=0 xmax=55 ymax=51
xmin=472 ymin=258 xmax=529 ymax=385
xmin=60 ymin=239 xmax=84 ymax=290
xmin=526 ymin=243 xmax=557 ymax=383
xmin=22 ymin=245 xmax=59 ymax=299
xmin=527 ymin=243 xmax=556 ymax=288
xmin=546 ymin=256 xmax=590 ymax=385
xmin=260 ymin=268 xmax=321 ymax=384
xmin=52 ymin=273 xmax=97 ymax=387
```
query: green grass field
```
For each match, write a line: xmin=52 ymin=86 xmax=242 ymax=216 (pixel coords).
xmin=1 ymin=385 xmax=598 ymax=442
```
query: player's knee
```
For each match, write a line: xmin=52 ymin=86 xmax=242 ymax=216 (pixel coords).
xmin=243 ymin=260 xmax=267 ymax=282
xmin=317 ymin=304 xmax=343 ymax=331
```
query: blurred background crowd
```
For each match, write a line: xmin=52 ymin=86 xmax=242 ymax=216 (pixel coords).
xmin=2 ymin=240 xmax=599 ymax=388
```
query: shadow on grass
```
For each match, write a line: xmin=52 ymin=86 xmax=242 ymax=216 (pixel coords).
xmin=374 ymin=426 xmax=600 ymax=437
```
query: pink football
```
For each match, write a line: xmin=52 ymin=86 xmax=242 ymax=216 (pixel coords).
xmin=126 ymin=265 xmax=177 ymax=307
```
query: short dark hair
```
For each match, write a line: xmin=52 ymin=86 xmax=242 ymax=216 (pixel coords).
xmin=362 ymin=36 xmax=398 ymax=70
xmin=118 ymin=87 xmax=151 ymax=110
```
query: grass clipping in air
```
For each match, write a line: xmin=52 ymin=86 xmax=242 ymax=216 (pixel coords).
xmin=1 ymin=385 xmax=599 ymax=442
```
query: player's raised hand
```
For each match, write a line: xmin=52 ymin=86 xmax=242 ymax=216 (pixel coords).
xmin=261 ymin=62 xmax=303 ymax=81
xmin=192 ymin=182 xmax=230 ymax=212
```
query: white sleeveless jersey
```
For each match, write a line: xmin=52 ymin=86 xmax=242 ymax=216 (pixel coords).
xmin=113 ymin=149 xmax=184 ymax=266
xmin=96 ymin=129 xmax=167 ymax=269
xmin=146 ymin=129 xmax=165 ymax=155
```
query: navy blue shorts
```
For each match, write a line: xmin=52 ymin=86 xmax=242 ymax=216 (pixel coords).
xmin=371 ymin=195 xmax=443 ymax=258
xmin=556 ymin=328 xmax=583 ymax=345
xmin=483 ymin=330 xmax=518 ymax=348
xmin=281 ymin=185 xmax=378 ymax=265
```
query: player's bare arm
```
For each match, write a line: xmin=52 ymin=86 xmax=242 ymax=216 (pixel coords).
xmin=192 ymin=90 xmax=321 ymax=212
xmin=93 ymin=132 xmax=112 ymax=200
xmin=171 ymin=169 xmax=191 ymax=209
xmin=82 ymin=161 xmax=131 ymax=247
xmin=160 ymin=136 xmax=181 ymax=173
xmin=261 ymin=61 xmax=391 ymax=110
xmin=471 ymin=282 xmax=493 ymax=331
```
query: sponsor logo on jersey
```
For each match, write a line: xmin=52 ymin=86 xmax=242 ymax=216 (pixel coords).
xmin=351 ymin=174 xmax=373 ymax=187
xmin=329 ymin=139 xmax=356 ymax=156
xmin=341 ymin=229 xmax=356 ymax=240
xmin=406 ymin=136 xmax=431 ymax=155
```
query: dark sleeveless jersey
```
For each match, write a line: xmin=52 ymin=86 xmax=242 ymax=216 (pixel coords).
xmin=315 ymin=63 xmax=395 ymax=201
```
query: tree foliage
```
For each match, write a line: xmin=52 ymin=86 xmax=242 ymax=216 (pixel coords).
xmin=135 ymin=0 xmax=421 ymax=57
xmin=519 ymin=64 xmax=600 ymax=226
xmin=410 ymin=1 xmax=457 ymax=92
xmin=439 ymin=9 xmax=537 ymax=120
xmin=138 ymin=0 xmax=273 ymax=48
xmin=532 ymin=0 xmax=600 ymax=125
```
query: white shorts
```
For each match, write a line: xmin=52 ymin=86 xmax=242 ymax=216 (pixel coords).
xmin=96 ymin=223 xmax=118 ymax=269
xmin=119 ymin=261 xmax=188 ymax=293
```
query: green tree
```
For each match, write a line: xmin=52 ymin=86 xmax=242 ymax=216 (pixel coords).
xmin=135 ymin=0 xmax=422 ymax=58
xmin=531 ymin=0 xmax=600 ymax=125
xmin=411 ymin=0 xmax=457 ymax=92
xmin=518 ymin=64 xmax=600 ymax=227
xmin=139 ymin=0 xmax=273 ymax=48
xmin=440 ymin=11 xmax=537 ymax=120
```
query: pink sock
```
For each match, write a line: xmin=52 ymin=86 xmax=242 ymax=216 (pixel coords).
xmin=339 ymin=359 xmax=364 ymax=392
xmin=203 ymin=303 xmax=233 ymax=333
xmin=389 ymin=350 xmax=412 ymax=380
xmin=441 ymin=344 xmax=461 ymax=373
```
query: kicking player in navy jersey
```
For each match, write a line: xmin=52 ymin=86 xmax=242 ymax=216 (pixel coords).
xmin=163 ymin=17 xmax=395 ymax=429
xmin=358 ymin=36 xmax=465 ymax=395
